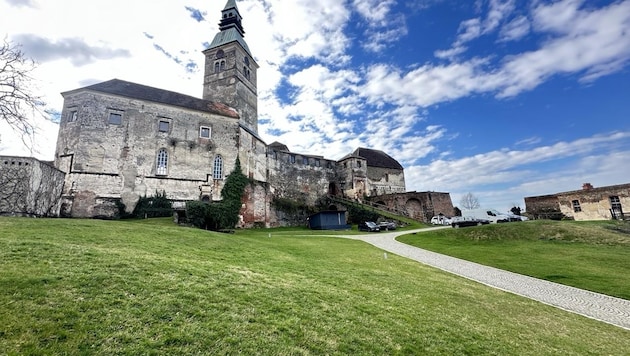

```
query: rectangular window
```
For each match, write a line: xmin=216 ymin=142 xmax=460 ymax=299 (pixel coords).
xmin=158 ymin=120 xmax=170 ymax=133
xmin=610 ymin=196 xmax=621 ymax=208
xmin=108 ymin=112 xmax=122 ymax=125
xmin=289 ymin=155 xmax=296 ymax=164
xmin=315 ymin=159 xmax=320 ymax=167
xmin=572 ymin=200 xmax=582 ymax=213
xmin=199 ymin=126 xmax=211 ymax=138
xmin=302 ymin=157 xmax=309 ymax=165
xmin=68 ymin=110 xmax=78 ymax=122
xmin=357 ymin=160 xmax=362 ymax=168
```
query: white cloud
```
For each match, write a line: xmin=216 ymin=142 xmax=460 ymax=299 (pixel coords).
xmin=499 ymin=15 xmax=530 ymax=42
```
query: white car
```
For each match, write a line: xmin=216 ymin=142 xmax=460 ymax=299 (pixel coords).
xmin=430 ymin=216 xmax=451 ymax=225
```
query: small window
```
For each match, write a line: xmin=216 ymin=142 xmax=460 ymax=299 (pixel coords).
xmin=214 ymin=62 xmax=220 ymax=73
xmin=158 ymin=120 xmax=170 ymax=133
xmin=220 ymin=60 xmax=226 ymax=71
xmin=572 ymin=200 xmax=582 ymax=213
xmin=244 ymin=57 xmax=250 ymax=66
xmin=68 ymin=110 xmax=78 ymax=122
xmin=302 ymin=157 xmax=309 ymax=165
xmin=108 ymin=112 xmax=122 ymax=125
xmin=156 ymin=149 xmax=168 ymax=176
xmin=357 ymin=160 xmax=362 ymax=168
xmin=610 ymin=196 xmax=622 ymax=210
xmin=315 ymin=159 xmax=320 ymax=167
xmin=199 ymin=126 xmax=211 ymax=138
xmin=289 ymin=155 xmax=296 ymax=164
xmin=213 ymin=155 xmax=223 ymax=180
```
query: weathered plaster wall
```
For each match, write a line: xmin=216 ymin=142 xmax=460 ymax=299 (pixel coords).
xmin=0 ymin=156 xmax=65 ymax=217
xmin=367 ymin=166 xmax=406 ymax=196
xmin=55 ymin=91 xmax=244 ymax=217
xmin=557 ymin=184 xmax=630 ymax=221
xmin=203 ymin=44 xmax=258 ymax=133
xmin=267 ymin=150 xmax=338 ymax=206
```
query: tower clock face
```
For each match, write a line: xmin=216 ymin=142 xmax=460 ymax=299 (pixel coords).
xmin=216 ymin=50 xmax=225 ymax=59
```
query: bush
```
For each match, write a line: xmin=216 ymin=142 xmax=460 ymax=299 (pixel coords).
xmin=133 ymin=190 xmax=173 ymax=218
xmin=185 ymin=158 xmax=249 ymax=231
xmin=346 ymin=203 xmax=380 ymax=224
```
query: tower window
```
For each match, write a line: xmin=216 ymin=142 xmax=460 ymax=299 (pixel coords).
xmin=244 ymin=57 xmax=250 ymax=67
xmin=158 ymin=120 xmax=170 ymax=133
xmin=200 ymin=126 xmax=211 ymax=138
xmin=213 ymin=155 xmax=223 ymax=180
xmin=214 ymin=60 xmax=226 ymax=72
xmin=572 ymin=200 xmax=582 ymax=213
xmin=108 ymin=111 xmax=122 ymax=125
xmin=67 ymin=109 xmax=78 ymax=122
xmin=156 ymin=149 xmax=168 ymax=176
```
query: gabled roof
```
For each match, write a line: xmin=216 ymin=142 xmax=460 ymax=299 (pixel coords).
xmin=64 ymin=79 xmax=239 ymax=118
xmin=269 ymin=141 xmax=290 ymax=152
xmin=353 ymin=147 xmax=403 ymax=170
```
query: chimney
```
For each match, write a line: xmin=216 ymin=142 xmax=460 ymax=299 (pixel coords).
xmin=582 ymin=183 xmax=594 ymax=190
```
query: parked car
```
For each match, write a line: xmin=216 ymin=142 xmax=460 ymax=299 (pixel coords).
xmin=506 ymin=213 xmax=529 ymax=221
xmin=451 ymin=216 xmax=490 ymax=228
xmin=462 ymin=208 xmax=510 ymax=223
xmin=358 ymin=221 xmax=380 ymax=232
xmin=431 ymin=215 xmax=451 ymax=225
xmin=378 ymin=221 xmax=397 ymax=230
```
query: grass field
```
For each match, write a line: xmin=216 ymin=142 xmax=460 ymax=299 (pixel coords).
xmin=1 ymin=217 xmax=629 ymax=355
xmin=398 ymin=220 xmax=630 ymax=300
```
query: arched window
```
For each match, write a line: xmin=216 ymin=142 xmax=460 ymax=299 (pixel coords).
xmin=213 ymin=155 xmax=223 ymax=180
xmin=214 ymin=62 xmax=220 ymax=73
xmin=220 ymin=60 xmax=226 ymax=71
xmin=156 ymin=149 xmax=168 ymax=176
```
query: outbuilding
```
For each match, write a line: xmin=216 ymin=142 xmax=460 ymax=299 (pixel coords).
xmin=308 ymin=211 xmax=351 ymax=230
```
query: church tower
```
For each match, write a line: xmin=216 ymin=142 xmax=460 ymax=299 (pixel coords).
xmin=203 ymin=0 xmax=259 ymax=133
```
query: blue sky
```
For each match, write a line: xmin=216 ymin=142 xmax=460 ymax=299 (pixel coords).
xmin=1 ymin=0 xmax=629 ymax=211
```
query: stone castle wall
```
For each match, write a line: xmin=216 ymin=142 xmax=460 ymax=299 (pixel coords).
xmin=1 ymin=156 xmax=65 ymax=217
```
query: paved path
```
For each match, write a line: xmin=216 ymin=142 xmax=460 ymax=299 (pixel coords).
xmin=337 ymin=226 xmax=630 ymax=330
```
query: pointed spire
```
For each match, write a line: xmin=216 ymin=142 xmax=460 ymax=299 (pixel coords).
xmin=223 ymin=0 xmax=237 ymax=11
xmin=219 ymin=0 xmax=245 ymax=36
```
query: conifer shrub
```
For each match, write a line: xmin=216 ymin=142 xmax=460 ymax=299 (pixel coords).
xmin=185 ymin=158 xmax=248 ymax=230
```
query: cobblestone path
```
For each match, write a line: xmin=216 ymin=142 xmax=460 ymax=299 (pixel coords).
xmin=340 ymin=226 xmax=630 ymax=330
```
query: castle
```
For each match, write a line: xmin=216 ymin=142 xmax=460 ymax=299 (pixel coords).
xmin=48 ymin=0 xmax=412 ymax=226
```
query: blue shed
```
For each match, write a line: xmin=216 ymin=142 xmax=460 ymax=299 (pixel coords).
xmin=308 ymin=211 xmax=351 ymax=230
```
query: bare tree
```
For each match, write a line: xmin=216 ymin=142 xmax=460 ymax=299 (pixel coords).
xmin=460 ymin=192 xmax=480 ymax=210
xmin=0 ymin=38 xmax=45 ymax=146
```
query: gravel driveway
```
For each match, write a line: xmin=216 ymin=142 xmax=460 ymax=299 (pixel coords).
xmin=339 ymin=226 xmax=630 ymax=330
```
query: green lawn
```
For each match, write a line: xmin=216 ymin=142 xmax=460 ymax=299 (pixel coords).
xmin=398 ymin=220 xmax=630 ymax=300
xmin=1 ymin=217 xmax=629 ymax=355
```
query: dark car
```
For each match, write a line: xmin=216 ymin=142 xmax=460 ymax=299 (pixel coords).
xmin=451 ymin=216 xmax=490 ymax=228
xmin=358 ymin=221 xmax=380 ymax=232
xmin=378 ymin=221 xmax=397 ymax=231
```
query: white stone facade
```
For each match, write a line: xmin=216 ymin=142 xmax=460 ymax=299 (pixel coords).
xmin=50 ymin=0 xmax=407 ymax=226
